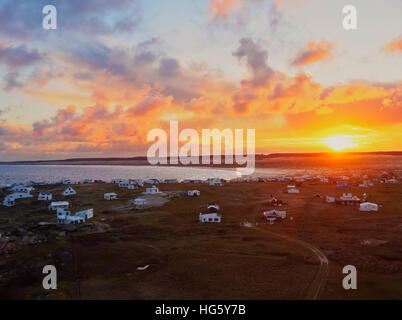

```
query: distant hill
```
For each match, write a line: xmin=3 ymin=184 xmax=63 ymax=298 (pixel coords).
xmin=0 ymin=151 xmax=401 ymax=166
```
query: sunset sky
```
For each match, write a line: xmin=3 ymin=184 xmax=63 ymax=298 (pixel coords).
xmin=0 ymin=0 xmax=401 ymax=160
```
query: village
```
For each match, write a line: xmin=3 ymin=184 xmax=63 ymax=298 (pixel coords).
xmin=0 ymin=169 xmax=401 ymax=299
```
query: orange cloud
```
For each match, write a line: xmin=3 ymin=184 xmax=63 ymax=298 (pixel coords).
xmin=382 ymin=37 xmax=402 ymax=52
xmin=291 ymin=41 xmax=333 ymax=67
xmin=208 ymin=0 xmax=243 ymax=18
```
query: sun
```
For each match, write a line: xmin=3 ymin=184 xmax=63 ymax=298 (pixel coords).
xmin=323 ymin=135 xmax=357 ymax=151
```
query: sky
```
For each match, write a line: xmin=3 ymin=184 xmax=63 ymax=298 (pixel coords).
xmin=0 ymin=0 xmax=401 ymax=160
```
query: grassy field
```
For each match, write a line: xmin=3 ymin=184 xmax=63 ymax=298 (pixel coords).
xmin=0 ymin=179 xmax=401 ymax=299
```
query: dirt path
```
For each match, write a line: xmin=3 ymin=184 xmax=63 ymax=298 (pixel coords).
xmin=258 ymin=227 xmax=329 ymax=299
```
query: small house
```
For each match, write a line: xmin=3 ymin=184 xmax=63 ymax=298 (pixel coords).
xmin=10 ymin=185 xmax=33 ymax=193
xmin=57 ymin=208 xmax=93 ymax=225
xmin=336 ymin=193 xmax=361 ymax=205
xmin=11 ymin=192 xmax=33 ymax=199
xmin=187 ymin=190 xmax=200 ymax=197
xmin=62 ymin=186 xmax=76 ymax=196
xmin=143 ymin=185 xmax=160 ymax=195
xmin=263 ymin=209 xmax=286 ymax=219
xmin=104 ymin=192 xmax=117 ymax=200
xmin=359 ymin=202 xmax=378 ymax=212
xmin=38 ymin=191 xmax=52 ymax=201
xmin=199 ymin=204 xmax=221 ymax=223
xmin=119 ymin=180 xmax=132 ymax=188
xmin=49 ymin=201 xmax=69 ymax=211
xmin=3 ymin=195 xmax=16 ymax=207
xmin=133 ymin=198 xmax=147 ymax=206
xmin=326 ymin=196 xmax=335 ymax=203
xmin=287 ymin=186 xmax=300 ymax=194
xmin=269 ymin=197 xmax=283 ymax=206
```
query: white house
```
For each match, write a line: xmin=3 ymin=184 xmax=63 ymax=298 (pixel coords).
xmin=143 ymin=185 xmax=160 ymax=195
xmin=209 ymin=179 xmax=223 ymax=186
xmin=133 ymin=198 xmax=147 ymax=206
xmin=386 ymin=178 xmax=397 ymax=184
xmin=326 ymin=196 xmax=335 ymax=203
xmin=10 ymin=185 xmax=33 ymax=193
xmin=104 ymin=192 xmax=117 ymax=200
xmin=38 ymin=191 xmax=52 ymax=201
xmin=199 ymin=204 xmax=221 ymax=223
xmin=49 ymin=201 xmax=70 ymax=211
xmin=3 ymin=195 xmax=16 ymax=207
xmin=187 ymin=190 xmax=200 ymax=197
xmin=199 ymin=212 xmax=221 ymax=223
xmin=359 ymin=202 xmax=379 ymax=212
xmin=62 ymin=186 xmax=77 ymax=196
xmin=145 ymin=179 xmax=159 ymax=184
xmin=119 ymin=180 xmax=131 ymax=188
xmin=287 ymin=186 xmax=300 ymax=194
xmin=10 ymin=192 xmax=33 ymax=199
xmin=263 ymin=209 xmax=286 ymax=219
xmin=57 ymin=208 xmax=93 ymax=224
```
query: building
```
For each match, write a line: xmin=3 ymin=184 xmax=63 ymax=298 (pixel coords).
xmin=143 ymin=185 xmax=160 ymax=195
xmin=199 ymin=204 xmax=221 ymax=223
xmin=199 ymin=212 xmax=221 ymax=223
xmin=268 ymin=197 xmax=283 ymax=206
xmin=3 ymin=195 xmax=16 ymax=207
xmin=287 ymin=186 xmax=300 ymax=194
xmin=57 ymin=208 xmax=93 ymax=224
xmin=10 ymin=192 xmax=33 ymax=199
xmin=187 ymin=190 xmax=200 ymax=196
xmin=104 ymin=192 xmax=117 ymax=200
xmin=336 ymin=193 xmax=361 ymax=205
xmin=359 ymin=202 xmax=379 ymax=212
xmin=145 ymin=179 xmax=159 ymax=184
xmin=209 ymin=179 xmax=223 ymax=186
xmin=62 ymin=186 xmax=77 ymax=196
xmin=49 ymin=201 xmax=70 ymax=211
xmin=263 ymin=209 xmax=286 ymax=219
xmin=10 ymin=185 xmax=34 ymax=193
xmin=38 ymin=191 xmax=52 ymax=201
xmin=133 ymin=198 xmax=147 ymax=206
xmin=119 ymin=180 xmax=134 ymax=188
xmin=326 ymin=196 xmax=335 ymax=203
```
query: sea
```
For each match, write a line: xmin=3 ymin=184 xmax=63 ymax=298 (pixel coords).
xmin=0 ymin=165 xmax=311 ymax=185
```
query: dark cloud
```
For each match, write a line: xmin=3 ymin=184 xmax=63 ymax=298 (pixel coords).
xmin=4 ymin=72 xmax=23 ymax=91
xmin=67 ymin=42 xmax=129 ymax=76
xmin=0 ymin=44 xmax=42 ymax=69
xmin=0 ymin=0 xmax=141 ymax=40
xmin=0 ymin=126 xmax=8 ymax=135
xmin=233 ymin=37 xmax=274 ymax=87
xmin=73 ymin=72 xmax=93 ymax=80
xmin=158 ymin=58 xmax=180 ymax=77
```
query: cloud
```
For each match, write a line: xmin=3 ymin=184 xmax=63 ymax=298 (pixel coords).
xmin=0 ymin=0 xmax=142 ymax=40
xmin=233 ymin=37 xmax=275 ymax=88
xmin=4 ymin=72 xmax=23 ymax=91
xmin=382 ymin=36 xmax=402 ymax=52
xmin=127 ymin=94 xmax=173 ymax=116
xmin=291 ymin=41 xmax=333 ymax=67
xmin=158 ymin=58 xmax=181 ymax=77
xmin=0 ymin=43 xmax=42 ymax=70
xmin=208 ymin=0 xmax=243 ymax=19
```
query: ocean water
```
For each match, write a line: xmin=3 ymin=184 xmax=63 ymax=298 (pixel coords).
xmin=0 ymin=165 xmax=242 ymax=185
